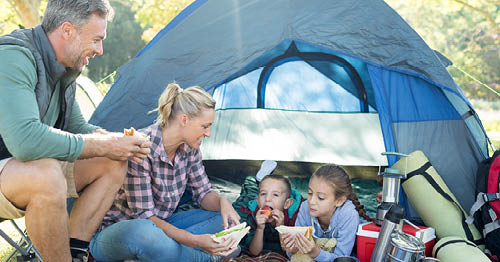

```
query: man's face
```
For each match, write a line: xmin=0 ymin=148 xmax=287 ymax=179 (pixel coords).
xmin=66 ymin=13 xmax=107 ymax=72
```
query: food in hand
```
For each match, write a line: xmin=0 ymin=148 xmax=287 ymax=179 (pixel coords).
xmin=260 ymin=205 xmax=273 ymax=217
xmin=275 ymin=225 xmax=314 ymax=241
xmin=212 ymin=222 xmax=250 ymax=249
xmin=124 ymin=127 xmax=150 ymax=140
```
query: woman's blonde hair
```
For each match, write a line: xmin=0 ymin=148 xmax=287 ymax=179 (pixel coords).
xmin=156 ymin=83 xmax=216 ymax=127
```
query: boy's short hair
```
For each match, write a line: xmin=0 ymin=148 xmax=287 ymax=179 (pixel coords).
xmin=260 ymin=174 xmax=292 ymax=197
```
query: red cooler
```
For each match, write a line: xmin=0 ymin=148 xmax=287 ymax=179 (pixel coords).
xmin=356 ymin=222 xmax=436 ymax=262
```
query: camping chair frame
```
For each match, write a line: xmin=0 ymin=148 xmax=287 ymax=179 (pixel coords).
xmin=0 ymin=219 xmax=41 ymax=261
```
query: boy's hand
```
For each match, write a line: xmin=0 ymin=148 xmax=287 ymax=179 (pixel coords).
xmin=295 ymin=232 xmax=320 ymax=258
xmin=270 ymin=209 xmax=285 ymax=227
xmin=255 ymin=211 xmax=268 ymax=230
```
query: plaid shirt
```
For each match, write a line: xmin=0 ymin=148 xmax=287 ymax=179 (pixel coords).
xmin=100 ymin=123 xmax=213 ymax=229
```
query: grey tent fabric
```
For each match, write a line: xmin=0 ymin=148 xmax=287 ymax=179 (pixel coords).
xmin=89 ymin=0 xmax=491 ymax=221
xmin=92 ymin=0 xmax=465 ymax=131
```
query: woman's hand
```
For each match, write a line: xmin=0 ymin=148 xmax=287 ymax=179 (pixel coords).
xmin=195 ymin=234 xmax=237 ymax=256
xmin=279 ymin=233 xmax=298 ymax=254
xmin=220 ymin=198 xmax=240 ymax=228
xmin=295 ymin=233 xmax=320 ymax=258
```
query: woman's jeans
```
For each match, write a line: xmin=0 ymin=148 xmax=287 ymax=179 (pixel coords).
xmin=89 ymin=209 xmax=224 ymax=262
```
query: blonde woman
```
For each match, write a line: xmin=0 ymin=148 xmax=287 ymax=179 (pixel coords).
xmin=89 ymin=83 xmax=241 ymax=261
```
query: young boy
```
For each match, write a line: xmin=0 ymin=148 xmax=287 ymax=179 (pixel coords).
xmin=239 ymin=174 xmax=303 ymax=256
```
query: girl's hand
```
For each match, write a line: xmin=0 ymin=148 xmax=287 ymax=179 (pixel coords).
xmin=220 ymin=198 xmax=241 ymax=228
xmin=255 ymin=211 xmax=268 ymax=230
xmin=295 ymin=233 xmax=320 ymax=258
xmin=270 ymin=209 xmax=285 ymax=227
xmin=279 ymin=233 xmax=298 ymax=254
xmin=196 ymin=234 xmax=237 ymax=256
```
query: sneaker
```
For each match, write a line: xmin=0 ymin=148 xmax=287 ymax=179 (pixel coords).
xmin=255 ymin=160 xmax=277 ymax=182
xmin=72 ymin=253 xmax=89 ymax=262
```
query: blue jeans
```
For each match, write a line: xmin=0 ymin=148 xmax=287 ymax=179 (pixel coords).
xmin=89 ymin=209 xmax=224 ymax=262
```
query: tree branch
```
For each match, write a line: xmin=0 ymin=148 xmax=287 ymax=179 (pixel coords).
xmin=10 ymin=0 xmax=41 ymax=28
xmin=453 ymin=0 xmax=500 ymax=33
xmin=482 ymin=0 xmax=500 ymax=4
xmin=6 ymin=0 xmax=23 ymax=24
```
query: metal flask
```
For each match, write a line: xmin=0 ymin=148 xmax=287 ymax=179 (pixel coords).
xmin=370 ymin=204 xmax=404 ymax=262
xmin=375 ymin=152 xmax=409 ymax=226
xmin=386 ymin=231 xmax=426 ymax=262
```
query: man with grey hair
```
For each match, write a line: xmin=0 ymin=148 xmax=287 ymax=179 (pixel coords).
xmin=0 ymin=0 xmax=151 ymax=261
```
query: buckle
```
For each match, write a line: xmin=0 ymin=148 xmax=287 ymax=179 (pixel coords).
xmin=485 ymin=193 xmax=500 ymax=202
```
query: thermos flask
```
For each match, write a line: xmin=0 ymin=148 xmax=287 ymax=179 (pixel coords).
xmin=370 ymin=204 xmax=404 ymax=262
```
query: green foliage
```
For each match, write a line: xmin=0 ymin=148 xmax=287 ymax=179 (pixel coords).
xmin=130 ymin=0 xmax=194 ymax=42
xmin=386 ymin=0 xmax=500 ymax=101
xmin=0 ymin=0 xmax=23 ymax=34
xmin=0 ymin=0 xmax=47 ymax=34
xmin=85 ymin=1 xmax=146 ymax=83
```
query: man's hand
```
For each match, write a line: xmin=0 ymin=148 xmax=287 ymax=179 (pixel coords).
xmin=80 ymin=132 xmax=151 ymax=162
xmin=93 ymin=128 xmax=109 ymax=134
xmin=220 ymin=198 xmax=240 ymax=229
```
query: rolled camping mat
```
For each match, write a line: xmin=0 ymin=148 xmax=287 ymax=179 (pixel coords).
xmin=393 ymin=150 xmax=483 ymax=249
xmin=432 ymin=236 xmax=489 ymax=262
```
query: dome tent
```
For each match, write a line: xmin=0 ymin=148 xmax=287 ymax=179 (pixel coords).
xmin=90 ymin=0 xmax=491 ymax=221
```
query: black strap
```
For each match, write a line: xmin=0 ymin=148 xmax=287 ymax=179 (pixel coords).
xmin=404 ymin=162 xmax=432 ymax=180
xmin=402 ymin=162 xmax=482 ymax=245
xmin=434 ymin=239 xmax=477 ymax=257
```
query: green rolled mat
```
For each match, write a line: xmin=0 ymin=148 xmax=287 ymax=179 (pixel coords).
xmin=392 ymin=150 xmax=483 ymax=249
xmin=432 ymin=236 xmax=489 ymax=262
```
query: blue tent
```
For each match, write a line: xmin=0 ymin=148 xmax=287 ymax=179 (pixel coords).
xmin=90 ymin=0 xmax=491 ymax=221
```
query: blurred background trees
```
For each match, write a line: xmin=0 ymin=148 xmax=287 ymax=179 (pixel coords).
xmin=0 ymin=0 xmax=194 ymax=86
xmin=386 ymin=0 xmax=500 ymax=101
xmin=1 ymin=0 xmax=498 ymax=101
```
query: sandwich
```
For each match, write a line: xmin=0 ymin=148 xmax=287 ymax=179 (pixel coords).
xmin=275 ymin=225 xmax=314 ymax=241
xmin=124 ymin=127 xmax=150 ymax=140
xmin=211 ymin=222 xmax=250 ymax=248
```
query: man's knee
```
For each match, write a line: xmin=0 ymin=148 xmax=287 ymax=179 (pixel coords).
xmin=29 ymin=159 xmax=67 ymax=201
xmin=2 ymin=158 xmax=67 ymax=210
xmin=99 ymin=159 xmax=127 ymax=184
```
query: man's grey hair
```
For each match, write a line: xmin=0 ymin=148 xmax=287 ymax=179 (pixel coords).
xmin=42 ymin=0 xmax=114 ymax=33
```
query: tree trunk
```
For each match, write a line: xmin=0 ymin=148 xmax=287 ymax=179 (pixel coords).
xmin=10 ymin=0 xmax=41 ymax=28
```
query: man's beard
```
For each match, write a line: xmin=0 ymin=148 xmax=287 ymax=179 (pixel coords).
xmin=69 ymin=54 xmax=86 ymax=73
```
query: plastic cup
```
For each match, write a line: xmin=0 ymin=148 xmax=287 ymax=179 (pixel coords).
xmin=333 ymin=256 xmax=360 ymax=262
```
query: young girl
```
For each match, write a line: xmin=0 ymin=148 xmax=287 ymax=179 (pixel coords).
xmin=240 ymin=174 xmax=304 ymax=257
xmin=280 ymin=164 xmax=372 ymax=261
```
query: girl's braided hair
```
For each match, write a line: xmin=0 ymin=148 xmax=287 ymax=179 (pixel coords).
xmin=312 ymin=164 xmax=374 ymax=222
